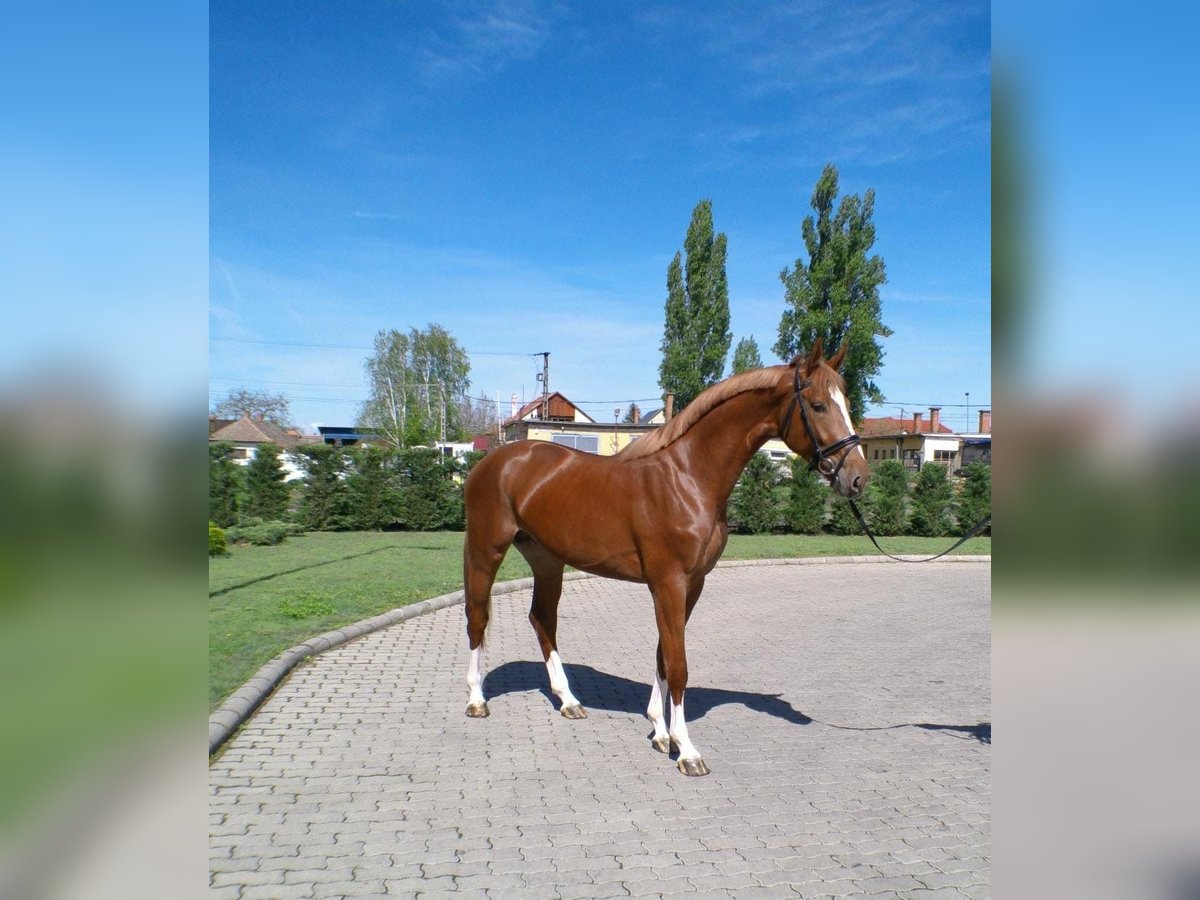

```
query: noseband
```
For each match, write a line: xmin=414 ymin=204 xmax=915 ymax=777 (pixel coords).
xmin=780 ymin=366 xmax=862 ymax=483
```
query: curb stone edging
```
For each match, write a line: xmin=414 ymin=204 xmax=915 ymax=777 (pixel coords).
xmin=208 ymin=554 xmax=990 ymax=755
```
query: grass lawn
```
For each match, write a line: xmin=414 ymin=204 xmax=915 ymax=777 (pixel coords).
xmin=210 ymin=530 xmax=989 ymax=710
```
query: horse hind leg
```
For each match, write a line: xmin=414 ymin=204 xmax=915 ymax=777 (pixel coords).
xmin=515 ymin=533 xmax=586 ymax=719
xmin=463 ymin=515 xmax=514 ymax=719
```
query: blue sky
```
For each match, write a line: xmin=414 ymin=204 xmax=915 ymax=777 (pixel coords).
xmin=210 ymin=0 xmax=990 ymax=434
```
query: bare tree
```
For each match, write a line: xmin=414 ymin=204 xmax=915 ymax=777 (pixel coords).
xmin=212 ymin=388 xmax=292 ymax=427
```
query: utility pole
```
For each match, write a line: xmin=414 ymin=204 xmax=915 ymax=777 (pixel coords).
xmin=535 ymin=352 xmax=550 ymax=420
xmin=965 ymin=392 xmax=970 ymax=434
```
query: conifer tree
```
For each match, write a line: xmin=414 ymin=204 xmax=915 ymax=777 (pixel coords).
xmin=955 ymin=462 xmax=991 ymax=536
xmin=865 ymin=459 xmax=908 ymax=536
xmin=659 ymin=200 xmax=732 ymax=411
xmin=729 ymin=452 xmax=782 ymax=534
xmin=785 ymin=459 xmax=828 ymax=534
xmin=395 ymin=448 xmax=463 ymax=530
xmin=208 ymin=441 xmax=242 ymax=528
xmin=910 ymin=463 xmax=954 ymax=537
xmin=347 ymin=446 xmax=399 ymax=531
xmin=244 ymin=443 xmax=289 ymax=520
xmin=294 ymin=444 xmax=352 ymax=531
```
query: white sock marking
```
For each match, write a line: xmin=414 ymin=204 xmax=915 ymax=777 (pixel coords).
xmin=669 ymin=697 xmax=701 ymax=761
xmin=467 ymin=647 xmax=485 ymax=708
xmin=647 ymin=671 xmax=669 ymax=744
xmin=546 ymin=650 xmax=581 ymax=708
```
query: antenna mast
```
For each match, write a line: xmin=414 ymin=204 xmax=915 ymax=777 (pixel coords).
xmin=535 ymin=352 xmax=550 ymax=419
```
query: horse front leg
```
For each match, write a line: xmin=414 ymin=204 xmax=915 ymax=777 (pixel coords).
xmin=650 ymin=574 xmax=710 ymax=776
xmin=647 ymin=642 xmax=670 ymax=753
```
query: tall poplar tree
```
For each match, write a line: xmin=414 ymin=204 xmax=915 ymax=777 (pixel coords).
xmin=775 ymin=164 xmax=892 ymax=424
xmin=659 ymin=200 xmax=732 ymax=411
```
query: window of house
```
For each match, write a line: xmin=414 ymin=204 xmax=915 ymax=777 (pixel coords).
xmin=551 ymin=434 xmax=600 ymax=454
xmin=934 ymin=449 xmax=956 ymax=462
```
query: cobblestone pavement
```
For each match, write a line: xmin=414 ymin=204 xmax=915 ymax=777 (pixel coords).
xmin=210 ymin=560 xmax=990 ymax=898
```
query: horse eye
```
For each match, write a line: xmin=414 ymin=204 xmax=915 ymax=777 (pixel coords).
xmin=812 ymin=403 xmax=827 ymax=413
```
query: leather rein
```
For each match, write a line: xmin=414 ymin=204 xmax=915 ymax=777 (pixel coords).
xmin=781 ymin=365 xmax=991 ymax=563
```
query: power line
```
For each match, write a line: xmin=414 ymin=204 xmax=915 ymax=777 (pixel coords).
xmin=572 ymin=398 xmax=664 ymax=406
xmin=210 ymin=376 xmax=365 ymax=388
xmin=878 ymin=401 xmax=990 ymax=408
xmin=211 ymin=337 xmax=530 ymax=356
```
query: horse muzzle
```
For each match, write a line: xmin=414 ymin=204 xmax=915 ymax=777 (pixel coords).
xmin=825 ymin=453 xmax=868 ymax=500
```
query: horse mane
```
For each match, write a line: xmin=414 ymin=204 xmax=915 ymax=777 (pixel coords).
xmin=617 ymin=364 xmax=793 ymax=461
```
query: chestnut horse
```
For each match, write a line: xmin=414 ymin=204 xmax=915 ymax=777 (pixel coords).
xmin=461 ymin=340 xmax=869 ymax=775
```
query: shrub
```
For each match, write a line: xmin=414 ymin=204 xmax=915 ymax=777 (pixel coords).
xmin=826 ymin=496 xmax=862 ymax=535
xmin=225 ymin=519 xmax=291 ymax=546
xmin=232 ymin=515 xmax=303 ymax=534
xmin=955 ymin=461 xmax=991 ymax=536
xmin=730 ymin=452 xmax=782 ymax=534
xmin=910 ymin=463 xmax=954 ymax=536
xmin=864 ymin=459 xmax=908 ymax=536
xmin=208 ymin=521 xmax=228 ymax=556
xmin=785 ymin=460 xmax=828 ymax=534
xmin=459 ymin=449 xmax=486 ymax=480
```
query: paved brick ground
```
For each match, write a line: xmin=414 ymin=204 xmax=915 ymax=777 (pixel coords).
xmin=211 ymin=561 xmax=990 ymax=898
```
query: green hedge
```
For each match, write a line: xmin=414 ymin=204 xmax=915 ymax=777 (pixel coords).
xmin=291 ymin=445 xmax=464 ymax=532
xmin=210 ymin=440 xmax=991 ymax=541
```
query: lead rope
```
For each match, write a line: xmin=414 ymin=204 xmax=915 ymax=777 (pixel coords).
xmin=785 ymin=365 xmax=990 ymax=562
xmin=846 ymin=497 xmax=991 ymax=563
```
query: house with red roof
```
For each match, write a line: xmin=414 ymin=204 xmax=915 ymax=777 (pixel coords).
xmin=859 ymin=406 xmax=963 ymax=471
xmin=857 ymin=407 xmax=992 ymax=472
xmin=208 ymin=413 xmax=321 ymax=480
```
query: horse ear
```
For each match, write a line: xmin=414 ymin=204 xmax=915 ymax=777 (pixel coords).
xmin=804 ymin=337 xmax=825 ymax=375
xmin=828 ymin=343 xmax=848 ymax=372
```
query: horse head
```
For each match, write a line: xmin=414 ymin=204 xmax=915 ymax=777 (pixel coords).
xmin=780 ymin=338 xmax=870 ymax=500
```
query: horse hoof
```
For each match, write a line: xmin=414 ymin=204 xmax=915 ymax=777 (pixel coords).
xmin=677 ymin=757 xmax=711 ymax=777
xmin=465 ymin=702 xmax=490 ymax=718
xmin=651 ymin=736 xmax=671 ymax=754
xmin=560 ymin=704 xmax=587 ymax=720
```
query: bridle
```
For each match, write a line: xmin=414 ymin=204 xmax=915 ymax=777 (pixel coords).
xmin=780 ymin=364 xmax=862 ymax=485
